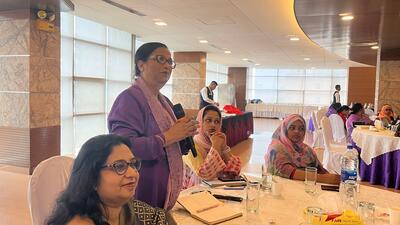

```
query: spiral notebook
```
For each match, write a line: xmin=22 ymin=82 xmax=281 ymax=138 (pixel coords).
xmin=177 ymin=191 xmax=242 ymax=225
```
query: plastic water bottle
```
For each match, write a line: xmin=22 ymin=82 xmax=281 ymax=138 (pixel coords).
xmin=340 ymin=144 xmax=359 ymax=183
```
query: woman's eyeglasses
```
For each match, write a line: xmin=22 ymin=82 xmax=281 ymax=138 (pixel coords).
xmin=149 ymin=55 xmax=176 ymax=69
xmin=102 ymin=158 xmax=141 ymax=175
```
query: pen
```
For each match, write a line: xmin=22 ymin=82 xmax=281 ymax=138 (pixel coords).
xmin=223 ymin=186 xmax=245 ymax=190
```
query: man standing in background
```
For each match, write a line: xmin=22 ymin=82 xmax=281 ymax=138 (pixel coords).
xmin=333 ymin=84 xmax=341 ymax=104
xmin=199 ymin=81 xmax=219 ymax=109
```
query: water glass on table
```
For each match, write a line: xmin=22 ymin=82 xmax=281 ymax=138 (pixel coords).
xmin=261 ymin=164 xmax=273 ymax=191
xmin=300 ymin=206 xmax=324 ymax=225
xmin=341 ymin=180 xmax=358 ymax=210
xmin=357 ymin=201 xmax=375 ymax=225
xmin=246 ymin=181 xmax=260 ymax=213
xmin=305 ymin=167 xmax=317 ymax=195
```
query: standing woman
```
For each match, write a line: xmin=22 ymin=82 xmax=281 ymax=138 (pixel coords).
xmin=108 ymin=42 xmax=199 ymax=210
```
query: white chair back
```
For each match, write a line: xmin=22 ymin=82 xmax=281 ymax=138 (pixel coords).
xmin=28 ymin=156 xmax=74 ymax=225
xmin=365 ymin=108 xmax=375 ymax=116
xmin=321 ymin=117 xmax=346 ymax=174
xmin=311 ymin=111 xmax=319 ymax=129
xmin=328 ymin=114 xmax=346 ymax=144
xmin=316 ymin=108 xmax=328 ymax=129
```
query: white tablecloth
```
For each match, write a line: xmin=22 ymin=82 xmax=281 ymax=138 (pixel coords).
xmin=352 ymin=127 xmax=400 ymax=165
xmin=172 ymin=178 xmax=399 ymax=225
xmin=245 ymin=103 xmax=318 ymax=119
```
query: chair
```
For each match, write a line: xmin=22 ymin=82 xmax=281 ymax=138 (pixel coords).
xmin=311 ymin=111 xmax=319 ymax=130
xmin=321 ymin=117 xmax=347 ymax=174
xmin=364 ymin=108 xmax=375 ymax=117
xmin=328 ymin=114 xmax=346 ymax=144
xmin=28 ymin=156 xmax=74 ymax=225
xmin=316 ymin=108 xmax=328 ymax=130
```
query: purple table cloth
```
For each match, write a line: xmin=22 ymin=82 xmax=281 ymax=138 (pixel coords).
xmin=354 ymin=143 xmax=400 ymax=189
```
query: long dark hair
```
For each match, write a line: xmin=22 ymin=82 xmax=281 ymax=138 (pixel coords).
xmin=135 ymin=42 xmax=168 ymax=76
xmin=46 ymin=134 xmax=132 ymax=225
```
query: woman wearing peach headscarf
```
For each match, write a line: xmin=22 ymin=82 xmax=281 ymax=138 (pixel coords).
xmin=182 ymin=105 xmax=241 ymax=189
xmin=264 ymin=114 xmax=340 ymax=184
xmin=378 ymin=104 xmax=396 ymax=127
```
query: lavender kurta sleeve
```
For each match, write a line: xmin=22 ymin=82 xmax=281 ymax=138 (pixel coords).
xmin=108 ymin=85 xmax=170 ymax=208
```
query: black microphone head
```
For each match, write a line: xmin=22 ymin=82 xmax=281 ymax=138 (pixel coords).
xmin=172 ymin=103 xmax=185 ymax=119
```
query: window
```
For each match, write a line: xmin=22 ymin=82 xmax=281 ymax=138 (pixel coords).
xmin=61 ymin=13 xmax=134 ymax=155
xmin=206 ymin=61 xmax=228 ymax=101
xmin=247 ymin=68 xmax=348 ymax=106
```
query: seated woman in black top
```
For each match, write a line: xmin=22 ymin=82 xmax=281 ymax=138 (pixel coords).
xmin=46 ymin=134 xmax=176 ymax=225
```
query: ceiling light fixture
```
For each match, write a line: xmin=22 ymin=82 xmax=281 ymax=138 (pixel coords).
xmin=199 ymin=40 xmax=208 ymax=43
xmin=290 ymin=37 xmax=300 ymax=41
xmin=340 ymin=13 xmax=354 ymax=21
xmin=224 ymin=50 xmax=231 ymax=54
xmin=371 ymin=45 xmax=379 ymax=50
xmin=304 ymin=57 xmax=311 ymax=61
xmin=255 ymin=63 xmax=260 ymax=66
xmin=154 ymin=21 xmax=167 ymax=26
xmin=242 ymin=58 xmax=248 ymax=61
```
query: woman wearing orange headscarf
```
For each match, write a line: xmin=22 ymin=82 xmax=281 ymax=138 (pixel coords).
xmin=182 ymin=105 xmax=241 ymax=189
xmin=378 ymin=104 xmax=396 ymax=127
xmin=264 ymin=114 xmax=340 ymax=184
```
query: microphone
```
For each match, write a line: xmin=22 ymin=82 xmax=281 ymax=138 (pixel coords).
xmin=172 ymin=103 xmax=197 ymax=157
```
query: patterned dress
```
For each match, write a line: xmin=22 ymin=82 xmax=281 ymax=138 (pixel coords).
xmin=264 ymin=114 xmax=327 ymax=179
xmin=182 ymin=107 xmax=241 ymax=189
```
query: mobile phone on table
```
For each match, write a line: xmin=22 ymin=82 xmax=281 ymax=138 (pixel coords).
xmin=218 ymin=174 xmax=246 ymax=182
xmin=321 ymin=184 xmax=340 ymax=192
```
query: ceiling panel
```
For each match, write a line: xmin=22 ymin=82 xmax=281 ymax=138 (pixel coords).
xmin=70 ymin=0 xmax=370 ymax=68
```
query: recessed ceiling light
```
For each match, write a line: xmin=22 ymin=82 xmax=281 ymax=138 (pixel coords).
xmin=304 ymin=57 xmax=311 ymax=61
xmin=371 ymin=45 xmax=379 ymax=50
xmin=199 ymin=40 xmax=208 ymax=43
xmin=255 ymin=63 xmax=260 ymax=66
xmin=242 ymin=58 xmax=248 ymax=61
xmin=340 ymin=15 xmax=354 ymax=21
xmin=224 ymin=50 xmax=231 ymax=54
xmin=154 ymin=21 xmax=167 ymax=26
xmin=290 ymin=37 xmax=300 ymax=41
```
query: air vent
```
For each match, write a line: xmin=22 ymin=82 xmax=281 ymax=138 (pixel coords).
xmin=209 ymin=44 xmax=225 ymax=51
xmin=102 ymin=0 xmax=146 ymax=16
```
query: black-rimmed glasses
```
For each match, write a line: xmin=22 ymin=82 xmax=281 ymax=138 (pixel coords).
xmin=149 ymin=55 xmax=176 ymax=69
xmin=102 ymin=158 xmax=142 ymax=175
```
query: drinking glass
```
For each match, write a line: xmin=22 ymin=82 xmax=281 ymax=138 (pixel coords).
xmin=261 ymin=164 xmax=273 ymax=191
xmin=246 ymin=181 xmax=260 ymax=213
xmin=305 ymin=167 xmax=317 ymax=195
xmin=300 ymin=206 xmax=324 ymax=225
xmin=357 ymin=201 xmax=375 ymax=225
xmin=341 ymin=180 xmax=358 ymax=210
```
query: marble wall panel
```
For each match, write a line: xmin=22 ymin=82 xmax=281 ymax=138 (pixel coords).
xmin=0 ymin=93 xmax=29 ymax=128
xmin=29 ymin=18 xmax=60 ymax=59
xmin=173 ymin=63 xmax=201 ymax=78
xmin=376 ymin=60 xmax=400 ymax=114
xmin=172 ymin=78 xmax=203 ymax=94
xmin=0 ymin=56 xmax=29 ymax=91
xmin=30 ymin=56 xmax=60 ymax=92
xmin=172 ymin=93 xmax=199 ymax=110
xmin=0 ymin=16 xmax=29 ymax=55
xmin=30 ymin=93 xmax=60 ymax=128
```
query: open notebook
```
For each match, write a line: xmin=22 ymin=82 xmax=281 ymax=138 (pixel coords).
xmin=177 ymin=191 xmax=242 ymax=225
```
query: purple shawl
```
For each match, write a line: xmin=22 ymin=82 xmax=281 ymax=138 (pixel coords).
xmin=108 ymin=77 xmax=182 ymax=210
